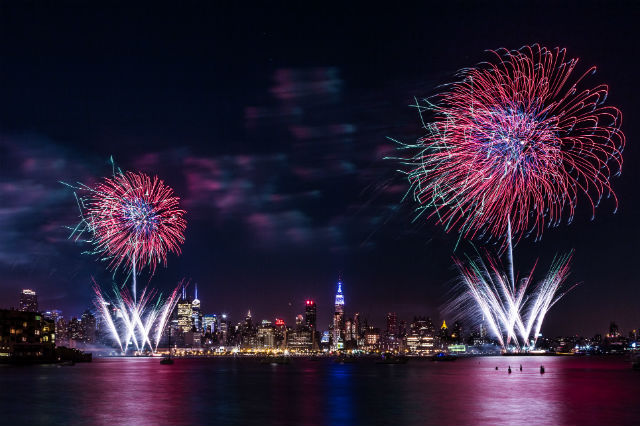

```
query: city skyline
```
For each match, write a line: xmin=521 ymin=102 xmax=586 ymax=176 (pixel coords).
xmin=6 ymin=278 xmax=636 ymax=343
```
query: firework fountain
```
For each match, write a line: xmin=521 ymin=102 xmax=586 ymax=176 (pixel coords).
xmin=68 ymin=169 xmax=186 ymax=353
xmin=393 ymin=44 xmax=624 ymax=351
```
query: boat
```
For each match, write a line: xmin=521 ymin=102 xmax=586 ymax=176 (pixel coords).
xmin=376 ymin=354 xmax=408 ymax=364
xmin=260 ymin=355 xmax=291 ymax=365
xmin=334 ymin=355 xmax=357 ymax=364
xmin=430 ymin=353 xmax=457 ymax=362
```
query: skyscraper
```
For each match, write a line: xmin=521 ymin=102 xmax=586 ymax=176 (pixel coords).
xmin=332 ymin=277 xmax=345 ymax=350
xmin=191 ymin=284 xmax=202 ymax=331
xmin=385 ymin=312 xmax=399 ymax=351
xmin=305 ymin=300 xmax=317 ymax=330
xmin=386 ymin=312 xmax=398 ymax=337
xmin=203 ymin=314 xmax=217 ymax=334
xmin=81 ymin=310 xmax=97 ymax=344
xmin=177 ymin=287 xmax=193 ymax=333
xmin=219 ymin=314 xmax=229 ymax=344
xmin=19 ymin=289 xmax=38 ymax=312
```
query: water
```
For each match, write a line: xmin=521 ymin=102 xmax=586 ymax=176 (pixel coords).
xmin=1 ymin=356 xmax=638 ymax=426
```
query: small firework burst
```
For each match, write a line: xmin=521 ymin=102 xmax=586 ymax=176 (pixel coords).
xmin=72 ymin=171 xmax=186 ymax=275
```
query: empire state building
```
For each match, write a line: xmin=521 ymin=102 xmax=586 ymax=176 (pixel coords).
xmin=332 ymin=277 xmax=345 ymax=350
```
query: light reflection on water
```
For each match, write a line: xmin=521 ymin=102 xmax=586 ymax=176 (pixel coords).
xmin=1 ymin=356 xmax=638 ymax=426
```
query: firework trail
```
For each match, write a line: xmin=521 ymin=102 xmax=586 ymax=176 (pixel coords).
xmin=93 ymin=281 xmax=183 ymax=353
xmin=447 ymin=251 xmax=575 ymax=350
xmin=393 ymin=44 xmax=624 ymax=246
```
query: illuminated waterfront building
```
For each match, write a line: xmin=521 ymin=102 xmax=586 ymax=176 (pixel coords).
xmin=257 ymin=320 xmax=276 ymax=348
xmin=332 ymin=277 xmax=345 ymax=350
xmin=407 ymin=317 xmax=435 ymax=355
xmin=364 ymin=327 xmax=380 ymax=349
xmin=19 ymin=289 xmax=38 ymax=312
xmin=287 ymin=328 xmax=313 ymax=352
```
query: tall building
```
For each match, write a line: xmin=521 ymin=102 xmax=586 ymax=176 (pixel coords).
xmin=305 ymin=300 xmax=317 ymax=330
xmin=451 ymin=321 xmax=463 ymax=344
xmin=257 ymin=320 xmax=276 ymax=348
xmin=191 ymin=284 xmax=202 ymax=332
xmin=608 ymin=321 xmax=621 ymax=338
xmin=384 ymin=312 xmax=399 ymax=351
xmin=407 ymin=316 xmax=435 ymax=355
xmin=19 ymin=289 xmax=38 ymax=312
xmin=80 ymin=310 xmax=97 ymax=344
xmin=203 ymin=314 xmax=218 ymax=334
xmin=240 ymin=310 xmax=257 ymax=348
xmin=353 ymin=312 xmax=362 ymax=345
xmin=177 ymin=287 xmax=193 ymax=333
xmin=332 ymin=277 xmax=345 ymax=350
xmin=68 ymin=317 xmax=82 ymax=346
xmin=245 ymin=310 xmax=253 ymax=330
xmin=386 ymin=312 xmax=398 ymax=337
xmin=219 ymin=314 xmax=229 ymax=344
xmin=43 ymin=309 xmax=66 ymax=345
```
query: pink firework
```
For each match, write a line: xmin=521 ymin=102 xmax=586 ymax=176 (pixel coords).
xmin=84 ymin=171 xmax=186 ymax=274
xmin=400 ymin=44 xmax=624 ymax=245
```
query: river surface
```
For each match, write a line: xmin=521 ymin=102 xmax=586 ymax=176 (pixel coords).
xmin=1 ymin=355 xmax=638 ymax=426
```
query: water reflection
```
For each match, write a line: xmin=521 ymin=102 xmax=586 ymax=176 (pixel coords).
xmin=462 ymin=357 xmax=565 ymax=425
xmin=327 ymin=364 xmax=354 ymax=426
xmin=1 ymin=356 xmax=639 ymax=426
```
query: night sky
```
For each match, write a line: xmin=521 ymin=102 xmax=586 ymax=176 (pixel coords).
xmin=1 ymin=2 xmax=638 ymax=336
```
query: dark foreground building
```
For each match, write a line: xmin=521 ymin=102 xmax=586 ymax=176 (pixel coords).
xmin=0 ymin=309 xmax=55 ymax=361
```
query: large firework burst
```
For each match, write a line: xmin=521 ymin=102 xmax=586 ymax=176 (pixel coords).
xmin=73 ymin=171 xmax=186 ymax=275
xmin=397 ymin=44 xmax=624 ymax=245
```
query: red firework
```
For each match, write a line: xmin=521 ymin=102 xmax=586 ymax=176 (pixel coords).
xmin=403 ymin=44 xmax=624 ymax=245
xmin=85 ymin=171 xmax=186 ymax=274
